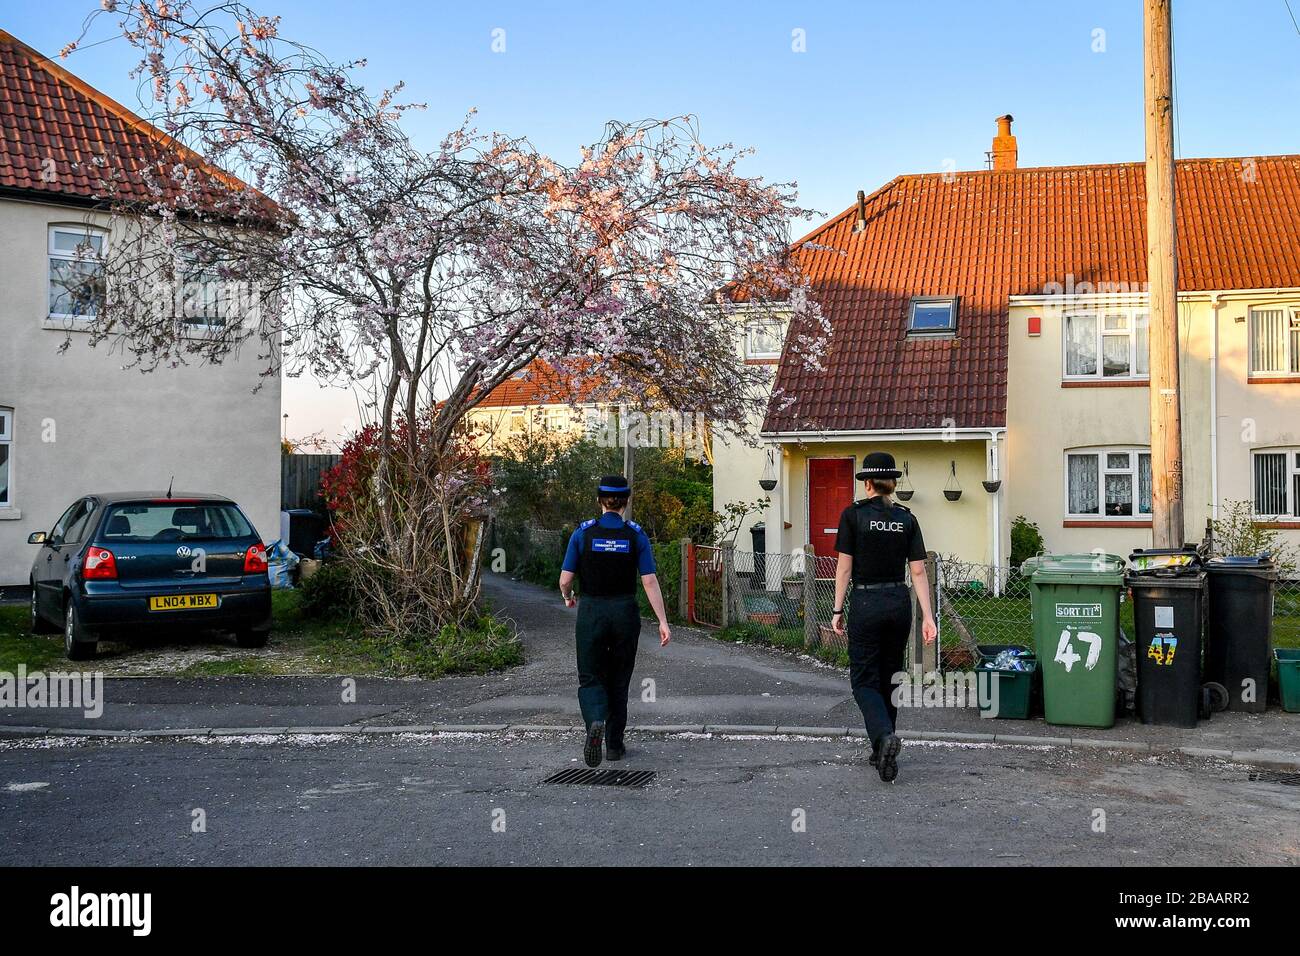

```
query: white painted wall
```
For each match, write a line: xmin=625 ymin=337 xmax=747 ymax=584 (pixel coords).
xmin=0 ymin=196 xmax=281 ymax=585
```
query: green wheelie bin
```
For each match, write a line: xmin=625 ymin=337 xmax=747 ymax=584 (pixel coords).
xmin=1020 ymin=554 xmax=1126 ymax=728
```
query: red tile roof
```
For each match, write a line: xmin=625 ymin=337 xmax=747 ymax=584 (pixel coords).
xmin=0 ymin=29 xmax=261 ymax=212
xmin=765 ymin=156 xmax=1300 ymax=434
xmin=474 ymin=359 xmax=602 ymax=409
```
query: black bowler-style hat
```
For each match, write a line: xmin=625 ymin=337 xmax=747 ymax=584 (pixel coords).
xmin=856 ymin=451 xmax=902 ymax=481
xmin=597 ymin=475 xmax=631 ymax=494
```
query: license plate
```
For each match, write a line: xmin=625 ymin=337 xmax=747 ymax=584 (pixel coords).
xmin=149 ymin=594 xmax=218 ymax=611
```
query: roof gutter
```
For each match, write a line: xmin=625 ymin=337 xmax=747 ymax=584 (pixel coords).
xmin=1009 ymin=287 xmax=1300 ymax=306
xmin=761 ymin=427 xmax=1005 ymax=443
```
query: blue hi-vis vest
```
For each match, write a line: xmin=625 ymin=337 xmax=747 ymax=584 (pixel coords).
xmin=577 ymin=517 xmax=640 ymax=597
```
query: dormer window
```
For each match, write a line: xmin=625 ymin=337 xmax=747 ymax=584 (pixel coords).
xmin=745 ymin=318 xmax=784 ymax=359
xmin=907 ymin=297 xmax=958 ymax=335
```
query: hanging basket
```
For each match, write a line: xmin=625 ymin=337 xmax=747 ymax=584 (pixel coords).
xmin=944 ymin=460 xmax=963 ymax=501
xmin=982 ymin=479 xmax=1002 ymax=493
xmin=896 ymin=460 xmax=915 ymax=501
xmin=759 ymin=448 xmax=779 ymax=493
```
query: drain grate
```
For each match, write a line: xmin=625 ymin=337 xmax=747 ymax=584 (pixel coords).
xmin=543 ymin=768 xmax=656 ymax=788
xmin=1247 ymin=770 xmax=1300 ymax=787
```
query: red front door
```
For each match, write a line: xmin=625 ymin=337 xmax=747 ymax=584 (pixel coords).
xmin=808 ymin=458 xmax=855 ymax=557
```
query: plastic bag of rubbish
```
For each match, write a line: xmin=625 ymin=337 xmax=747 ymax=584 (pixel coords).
xmin=266 ymin=539 xmax=299 ymax=589
xmin=988 ymin=649 xmax=1030 ymax=671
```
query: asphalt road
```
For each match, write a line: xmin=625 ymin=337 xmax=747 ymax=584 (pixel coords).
xmin=2 ymin=731 xmax=1297 ymax=866
xmin=4 ymin=574 xmax=1298 ymax=760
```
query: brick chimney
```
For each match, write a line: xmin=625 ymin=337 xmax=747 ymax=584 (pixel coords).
xmin=991 ymin=114 xmax=1017 ymax=171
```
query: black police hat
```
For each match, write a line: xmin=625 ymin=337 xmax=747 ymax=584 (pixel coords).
xmin=856 ymin=451 xmax=902 ymax=481
xmin=597 ymin=475 xmax=631 ymax=495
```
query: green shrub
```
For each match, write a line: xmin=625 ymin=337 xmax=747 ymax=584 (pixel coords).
xmin=1212 ymin=499 xmax=1299 ymax=574
xmin=1010 ymin=515 xmax=1045 ymax=571
xmin=637 ymin=540 xmax=683 ymax=623
xmin=351 ymin=612 xmax=524 ymax=678
xmin=298 ymin=560 xmax=358 ymax=620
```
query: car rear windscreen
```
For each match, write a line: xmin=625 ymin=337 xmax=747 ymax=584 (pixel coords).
xmin=102 ymin=503 xmax=254 ymax=542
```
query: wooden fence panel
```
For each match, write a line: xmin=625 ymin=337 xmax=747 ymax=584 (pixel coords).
xmin=281 ymin=454 xmax=341 ymax=512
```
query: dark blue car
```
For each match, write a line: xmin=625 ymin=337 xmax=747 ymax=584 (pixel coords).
xmin=28 ymin=492 xmax=272 ymax=660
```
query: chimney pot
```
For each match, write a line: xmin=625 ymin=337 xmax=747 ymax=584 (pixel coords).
xmin=992 ymin=114 xmax=1018 ymax=171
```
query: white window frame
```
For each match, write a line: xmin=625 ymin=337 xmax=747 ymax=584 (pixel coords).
xmin=0 ymin=407 xmax=12 ymax=510
xmin=907 ymin=296 xmax=958 ymax=336
xmin=544 ymin=407 xmax=568 ymax=432
xmin=177 ymin=261 xmax=228 ymax=333
xmin=1251 ymin=448 xmax=1300 ymax=519
xmin=744 ymin=318 xmax=784 ymax=359
xmin=48 ymin=225 xmax=107 ymax=322
xmin=508 ymin=410 xmax=526 ymax=434
xmin=1064 ymin=446 xmax=1153 ymax=520
xmin=1062 ymin=307 xmax=1150 ymax=381
xmin=1247 ymin=305 xmax=1300 ymax=378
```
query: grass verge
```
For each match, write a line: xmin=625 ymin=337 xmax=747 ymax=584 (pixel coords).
xmin=0 ymin=590 xmax=523 ymax=679
xmin=715 ymin=619 xmax=849 ymax=668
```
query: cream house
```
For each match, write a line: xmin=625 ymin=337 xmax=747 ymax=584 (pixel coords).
xmin=714 ymin=117 xmax=1300 ymax=577
xmin=464 ymin=359 xmax=609 ymax=452
xmin=0 ymin=31 xmax=280 ymax=586
xmin=1007 ymin=288 xmax=1300 ymax=561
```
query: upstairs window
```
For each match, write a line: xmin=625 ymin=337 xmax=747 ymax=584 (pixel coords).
xmin=1064 ymin=308 xmax=1149 ymax=379
xmin=907 ymin=297 xmax=958 ymax=335
xmin=1253 ymin=450 xmax=1300 ymax=519
xmin=49 ymin=226 xmax=106 ymax=319
xmin=545 ymin=408 xmax=568 ymax=432
xmin=178 ymin=266 xmax=227 ymax=331
xmin=745 ymin=318 xmax=784 ymax=359
xmin=1248 ymin=306 xmax=1300 ymax=377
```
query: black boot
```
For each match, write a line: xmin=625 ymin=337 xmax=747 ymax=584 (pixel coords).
xmin=606 ymin=741 xmax=626 ymax=761
xmin=876 ymin=733 xmax=901 ymax=783
xmin=584 ymin=721 xmax=605 ymax=768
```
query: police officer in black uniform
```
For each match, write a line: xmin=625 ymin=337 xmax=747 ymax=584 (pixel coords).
xmin=831 ymin=451 xmax=937 ymax=782
xmin=559 ymin=476 xmax=672 ymax=767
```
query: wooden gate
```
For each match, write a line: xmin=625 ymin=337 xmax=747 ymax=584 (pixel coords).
xmin=686 ymin=543 xmax=725 ymax=627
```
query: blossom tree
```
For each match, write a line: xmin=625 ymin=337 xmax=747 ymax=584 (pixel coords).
xmin=67 ymin=1 xmax=825 ymax=636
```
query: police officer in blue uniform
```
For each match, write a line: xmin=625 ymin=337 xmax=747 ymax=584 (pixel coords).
xmin=830 ymin=452 xmax=937 ymax=783
xmin=559 ymin=476 xmax=672 ymax=767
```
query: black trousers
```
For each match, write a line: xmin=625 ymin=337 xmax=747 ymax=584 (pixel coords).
xmin=847 ymin=584 xmax=913 ymax=750
xmin=575 ymin=595 xmax=641 ymax=747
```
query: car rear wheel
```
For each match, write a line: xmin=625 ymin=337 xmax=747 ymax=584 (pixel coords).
xmin=30 ymin=585 xmax=57 ymax=634
xmin=64 ymin=602 xmax=97 ymax=660
xmin=234 ymin=628 xmax=270 ymax=649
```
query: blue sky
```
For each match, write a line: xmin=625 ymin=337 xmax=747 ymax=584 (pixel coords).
xmin=12 ymin=0 xmax=1300 ymax=225
xmin=9 ymin=0 xmax=1300 ymax=442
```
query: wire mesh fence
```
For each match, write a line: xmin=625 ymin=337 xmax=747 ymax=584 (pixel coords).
xmin=935 ymin=558 xmax=1300 ymax=671
xmin=1274 ymin=579 xmax=1300 ymax=649
xmin=687 ymin=545 xmax=924 ymax=663
xmin=935 ymin=557 xmax=1035 ymax=671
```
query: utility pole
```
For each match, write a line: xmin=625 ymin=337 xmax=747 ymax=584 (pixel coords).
xmin=1144 ymin=0 xmax=1184 ymax=547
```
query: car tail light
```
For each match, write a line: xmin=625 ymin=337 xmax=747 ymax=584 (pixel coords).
xmin=244 ymin=542 xmax=268 ymax=574
xmin=83 ymin=547 xmax=118 ymax=580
